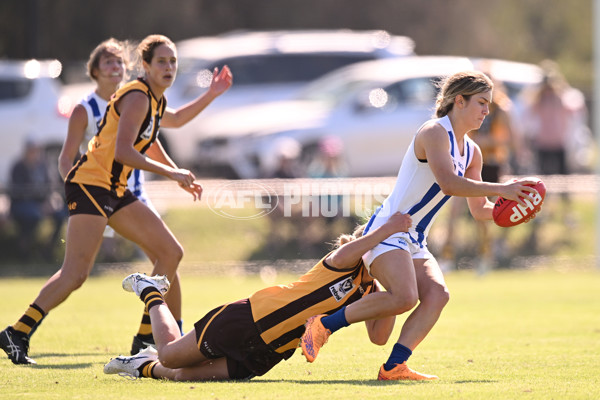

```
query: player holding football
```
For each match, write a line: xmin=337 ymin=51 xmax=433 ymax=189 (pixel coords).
xmin=103 ymin=212 xmax=411 ymax=381
xmin=300 ymin=70 xmax=541 ymax=380
xmin=0 ymin=35 xmax=232 ymax=365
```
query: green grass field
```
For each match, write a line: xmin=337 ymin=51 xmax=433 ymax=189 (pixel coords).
xmin=1 ymin=268 xmax=599 ymax=400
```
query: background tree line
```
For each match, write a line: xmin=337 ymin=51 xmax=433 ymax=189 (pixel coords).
xmin=0 ymin=0 xmax=592 ymax=96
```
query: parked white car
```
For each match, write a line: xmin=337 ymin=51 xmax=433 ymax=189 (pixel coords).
xmin=159 ymin=29 xmax=415 ymax=168
xmin=0 ymin=59 xmax=70 ymax=187
xmin=193 ymin=56 xmax=475 ymax=178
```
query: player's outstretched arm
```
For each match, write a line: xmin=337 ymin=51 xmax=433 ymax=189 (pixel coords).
xmin=161 ymin=65 xmax=233 ymax=128
xmin=326 ymin=212 xmax=411 ymax=269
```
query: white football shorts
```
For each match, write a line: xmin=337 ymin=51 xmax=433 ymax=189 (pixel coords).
xmin=362 ymin=232 xmax=433 ymax=273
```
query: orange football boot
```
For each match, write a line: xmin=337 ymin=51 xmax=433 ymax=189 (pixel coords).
xmin=377 ymin=362 xmax=438 ymax=381
xmin=300 ymin=315 xmax=331 ymax=363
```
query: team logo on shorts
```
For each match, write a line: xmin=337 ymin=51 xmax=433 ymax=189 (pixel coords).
xmin=68 ymin=202 xmax=77 ymax=211
xmin=329 ymin=277 xmax=355 ymax=302
xmin=201 ymin=341 xmax=216 ymax=357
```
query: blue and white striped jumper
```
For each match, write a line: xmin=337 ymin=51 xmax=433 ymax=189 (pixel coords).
xmin=363 ymin=115 xmax=475 ymax=266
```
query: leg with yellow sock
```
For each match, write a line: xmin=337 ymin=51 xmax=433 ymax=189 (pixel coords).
xmin=107 ymin=273 xmax=227 ymax=381
xmin=1 ymin=215 xmax=106 ymax=365
xmin=108 ymin=208 xmax=186 ymax=357
xmin=130 ymin=273 xmax=184 ymax=355
xmin=105 ymin=272 xmax=170 ymax=377
xmin=0 ymin=304 xmax=46 ymax=364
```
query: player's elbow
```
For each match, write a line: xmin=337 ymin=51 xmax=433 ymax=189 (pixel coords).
xmin=435 ymin=174 xmax=457 ymax=195
xmin=327 ymin=253 xmax=353 ymax=269
xmin=114 ymin=147 xmax=127 ymax=164
xmin=114 ymin=146 xmax=137 ymax=166
xmin=437 ymin=180 xmax=458 ymax=196
xmin=163 ymin=113 xmax=184 ymax=128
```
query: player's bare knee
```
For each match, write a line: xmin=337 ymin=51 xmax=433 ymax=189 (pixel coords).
xmin=423 ymin=285 xmax=450 ymax=310
xmin=168 ymin=242 xmax=184 ymax=264
xmin=61 ymin=270 xmax=88 ymax=291
xmin=368 ymin=331 xmax=390 ymax=346
xmin=389 ymin=291 xmax=418 ymax=315
xmin=157 ymin=242 xmax=184 ymax=266
xmin=158 ymin=353 xmax=181 ymax=370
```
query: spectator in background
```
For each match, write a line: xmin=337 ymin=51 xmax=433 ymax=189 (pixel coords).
xmin=526 ymin=61 xmax=574 ymax=178
xmin=525 ymin=61 xmax=580 ymax=239
xmin=266 ymin=137 xmax=302 ymax=179
xmin=9 ymin=139 xmax=66 ymax=260
xmin=306 ymin=136 xmax=354 ymax=237
xmin=307 ymin=135 xmax=348 ymax=179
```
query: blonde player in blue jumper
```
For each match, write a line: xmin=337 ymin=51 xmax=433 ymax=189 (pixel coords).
xmin=301 ymin=70 xmax=539 ymax=380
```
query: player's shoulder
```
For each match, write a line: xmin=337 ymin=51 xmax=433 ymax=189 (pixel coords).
xmin=69 ymin=103 xmax=89 ymax=122
xmin=418 ymin=118 xmax=447 ymax=138
xmin=114 ymin=79 xmax=149 ymax=99
xmin=415 ymin=119 xmax=450 ymax=150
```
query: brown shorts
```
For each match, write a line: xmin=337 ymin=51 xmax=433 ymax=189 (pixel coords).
xmin=194 ymin=299 xmax=286 ymax=379
xmin=65 ymin=182 xmax=137 ymax=218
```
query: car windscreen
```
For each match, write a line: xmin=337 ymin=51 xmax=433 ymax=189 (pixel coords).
xmin=202 ymin=53 xmax=378 ymax=85
xmin=0 ymin=79 xmax=33 ymax=101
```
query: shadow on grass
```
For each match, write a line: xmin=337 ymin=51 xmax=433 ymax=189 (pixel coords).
xmin=33 ymin=352 xmax=106 ymax=358
xmin=248 ymin=378 xmax=498 ymax=385
xmin=31 ymin=362 xmax=95 ymax=370
xmin=22 ymin=352 xmax=107 ymax=370
xmin=245 ymin=379 xmax=429 ymax=386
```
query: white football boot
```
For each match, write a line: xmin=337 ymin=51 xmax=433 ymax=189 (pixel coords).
xmin=104 ymin=346 xmax=159 ymax=378
xmin=122 ymin=273 xmax=170 ymax=296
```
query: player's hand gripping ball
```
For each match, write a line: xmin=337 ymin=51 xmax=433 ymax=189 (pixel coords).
xmin=493 ymin=178 xmax=546 ymax=227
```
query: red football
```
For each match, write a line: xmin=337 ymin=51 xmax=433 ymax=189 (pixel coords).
xmin=492 ymin=178 xmax=546 ymax=227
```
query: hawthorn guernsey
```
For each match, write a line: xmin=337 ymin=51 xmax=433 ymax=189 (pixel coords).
xmin=492 ymin=178 xmax=546 ymax=227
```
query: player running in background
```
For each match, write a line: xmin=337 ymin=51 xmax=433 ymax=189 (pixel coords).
xmin=0 ymin=34 xmax=233 ymax=365
xmin=56 ymin=38 xmax=179 ymax=354
xmin=103 ymin=212 xmax=411 ymax=381
xmin=300 ymin=70 xmax=539 ymax=380
xmin=59 ymin=38 xmax=160 ymax=217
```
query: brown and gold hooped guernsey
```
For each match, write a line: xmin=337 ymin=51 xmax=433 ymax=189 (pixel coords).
xmin=248 ymin=254 xmax=375 ymax=358
xmin=67 ymin=78 xmax=166 ymax=197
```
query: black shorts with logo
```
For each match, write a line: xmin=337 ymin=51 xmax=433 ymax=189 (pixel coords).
xmin=194 ymin=299 xmax=286 ymax=380
xmin=65 ymin=181 xmax=137 ymax=218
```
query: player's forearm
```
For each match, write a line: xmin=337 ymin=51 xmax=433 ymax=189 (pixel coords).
xmin=328 ymin=225 xmax=396 ymax=267
xmin=438 ymin=175 xmax=503 ymax=198
xmin=162 ymin=91 xmax=218 ymax=128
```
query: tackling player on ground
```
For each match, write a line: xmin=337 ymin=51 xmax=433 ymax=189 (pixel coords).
xmin=103 ymin=212 xmax=411 ymax=381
